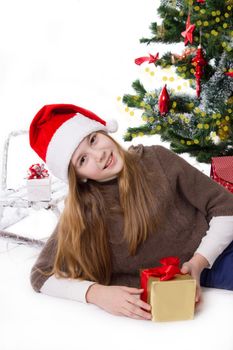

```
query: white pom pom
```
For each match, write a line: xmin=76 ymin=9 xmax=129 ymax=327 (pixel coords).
xmin=106 ymin=119 xmax=118 ymax=133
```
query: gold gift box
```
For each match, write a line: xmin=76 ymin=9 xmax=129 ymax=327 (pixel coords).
xmin=147 ymin=274 xmax=196 ymax=322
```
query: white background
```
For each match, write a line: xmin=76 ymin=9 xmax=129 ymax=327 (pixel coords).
xmin=0 ymin=1 xmax=233 ymax=350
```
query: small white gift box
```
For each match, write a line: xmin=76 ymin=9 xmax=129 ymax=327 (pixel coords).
xmin=27 ymin=176 xmax=51 ymax=201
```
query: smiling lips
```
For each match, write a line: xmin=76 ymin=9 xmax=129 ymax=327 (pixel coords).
xmin=104 ymin=152 xmax=114 ymax=169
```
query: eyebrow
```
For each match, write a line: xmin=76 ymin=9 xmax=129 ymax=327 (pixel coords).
xmin=75 ymin=134 xmax=92 ymax=166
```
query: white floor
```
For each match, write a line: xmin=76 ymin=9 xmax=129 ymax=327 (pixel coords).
xmin=1 ymin=238 xmax=233 ymax=350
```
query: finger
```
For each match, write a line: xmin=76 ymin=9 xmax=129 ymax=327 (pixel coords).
xmin=181 ymin=264 xmax=190 ymax=274
xmin=120 ymin=286 xmax=144 ymax=294
xmin=122 ymin=304 xmax=151 ymax=320
xmin=127 ymin=295 xmax=151 ymax=311
xmin=121 ymin=309 xmax=145 ymax=320
xmin=195 ymin=284 xmax=202 ymax=303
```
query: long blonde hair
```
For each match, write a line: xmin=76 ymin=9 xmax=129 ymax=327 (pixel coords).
xmin=51 ymin=133 xmax=160 ymax=284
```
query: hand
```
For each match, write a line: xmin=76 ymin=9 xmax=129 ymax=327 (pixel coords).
xmin=86 ymin=284 xmax=152 ymax=320
xmin=181 ymin=261 xmax=202 ymax=304
xmin=181 ymin=253 xmax=209 ymax=304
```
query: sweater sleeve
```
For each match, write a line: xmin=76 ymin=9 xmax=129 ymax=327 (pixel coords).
xmin=195 ymin=215 xmax=233 ymax=268
xmin=30 ymin=225 xmax=59 ymax=292
xmin=30 ymin=224 xmax=97 ymax=303
xmin=154 ymin=145 xmax=233 ymax=221
xmin=40 ymin=275 xmax=97 ymax=304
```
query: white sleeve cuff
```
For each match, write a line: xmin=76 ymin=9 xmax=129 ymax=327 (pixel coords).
xmin=195 ymin=215 xmax=233 ymax=268
xmin=40 ymin=275 xmax=97 ymax=304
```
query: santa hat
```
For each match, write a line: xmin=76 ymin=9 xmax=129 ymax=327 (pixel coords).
xmin=29 ymin=104 xmax=118 ymax=182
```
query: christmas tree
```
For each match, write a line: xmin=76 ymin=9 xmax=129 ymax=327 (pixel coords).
xmin=122 ymin=0 xmax=233 ymax=162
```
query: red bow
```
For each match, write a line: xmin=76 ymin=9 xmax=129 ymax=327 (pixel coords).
xmin=27 ymin=163 xmax=49 ymax=179
xmin=135 ymin=53 xmax=159 ymax=65
xmin=140 ymin=256 xmax=182 ymax=302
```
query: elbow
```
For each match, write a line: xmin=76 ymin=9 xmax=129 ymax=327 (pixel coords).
xmin=30 ymin=266 xmax=43 ymax=293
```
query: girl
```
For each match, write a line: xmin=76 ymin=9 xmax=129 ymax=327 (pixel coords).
xmin=30 ymin=104 xmax=233 ymax=321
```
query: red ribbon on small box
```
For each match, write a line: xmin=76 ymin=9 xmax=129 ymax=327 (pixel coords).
xmin=27 ymin=163 xmax=49 ymax=179
xmin=140 ymin=256 xmax=182 ymax=302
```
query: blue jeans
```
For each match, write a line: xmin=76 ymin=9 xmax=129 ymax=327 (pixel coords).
xmin=200 ymin=240 xmax=233 ymax=290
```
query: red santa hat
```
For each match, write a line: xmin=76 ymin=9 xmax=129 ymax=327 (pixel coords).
xmin=29 ymin=104 xmax=118 ymax=182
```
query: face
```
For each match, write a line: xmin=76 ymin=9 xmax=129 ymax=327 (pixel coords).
xmin=71 ymin=132 xmax=124 ymax=182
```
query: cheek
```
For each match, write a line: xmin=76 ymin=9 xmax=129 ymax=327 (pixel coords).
xmin=117 ymin=157 xmax=124 ymax=172
xmin=88 ymin=160 xmax=102 ymax=174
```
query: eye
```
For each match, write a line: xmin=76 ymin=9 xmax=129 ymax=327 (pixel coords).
xmin=79 ymin=155 xmax=87 ymax=166
xmin=90 ymin=133 xmax=97 ymax=144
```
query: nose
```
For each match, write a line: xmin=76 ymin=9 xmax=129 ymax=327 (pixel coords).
xmin=92 ymin=149 xmax=106 ymax=165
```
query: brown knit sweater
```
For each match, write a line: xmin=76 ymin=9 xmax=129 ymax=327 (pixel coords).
xmin=31 ymin=145 xmax=233 ymax=291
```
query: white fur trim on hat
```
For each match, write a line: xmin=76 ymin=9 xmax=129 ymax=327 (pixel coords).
xmin=106 ymin=119 xmax=118 ymax=133
xmin=46 ymin=113 xmax=109 ymax=182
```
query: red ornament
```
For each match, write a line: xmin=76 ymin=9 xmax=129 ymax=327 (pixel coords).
xmin=135 ymin=53 xmax=159 ymax=65
xmin=196 ymin=0 xmax=205 ymax=3
xmin=181 ymin=14 xmax=196 ymax=46
xmin=159 ymin=85 xmax=170 ymax=115
xmin=191 ymin=45 xmax=207 ymax=98
xmin=225 ymin=72 xmax=233 ymax=78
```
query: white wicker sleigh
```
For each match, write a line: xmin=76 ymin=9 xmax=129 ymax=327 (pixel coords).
xmin=0 ymin=130 xmax=67 ymax=230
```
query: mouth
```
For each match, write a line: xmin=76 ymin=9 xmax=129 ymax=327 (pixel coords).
xmin=103 ymin=152 xmax=114 ymax=169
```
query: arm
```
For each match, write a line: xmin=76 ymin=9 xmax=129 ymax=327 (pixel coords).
xmin=30 ymin=225 xmax=58 ymax=292
xmin=155 ymin=146 xmax=233 ymax=263
xmin=30 ymin=223 xmax=97 ymax=303
xmin=41 ymin=275 xmax=152 ymax=320
xmin=31 ymin=225 xmax=151 ymax=319
xmin=155 ymin=146 xmax=233 ymax=302
xmin=182 ymin=215 xmax=233 ymax=303
xmin=155 ymin=145 xmax=233 ymax=220
xmin=194 ymin=215 xmax=233 ymax=268
xmin=41 ymin=275 xmax=97 ymax=304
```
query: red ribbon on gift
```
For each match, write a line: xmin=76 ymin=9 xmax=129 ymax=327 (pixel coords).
xmin=27 ymin=163 xmax=49 ymax=179
xmin=140 ymin=256 xmax=182 ymax=302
